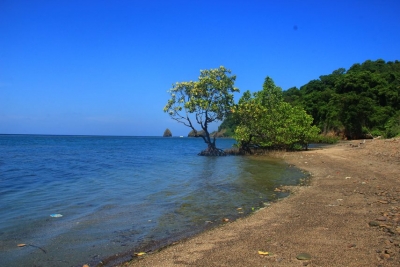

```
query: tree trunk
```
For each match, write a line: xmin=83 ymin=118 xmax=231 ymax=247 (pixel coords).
xmin=198 ymin=142 xmax=226 ymax=156
xmin=238 ymin=135 xmax=253 ymax=155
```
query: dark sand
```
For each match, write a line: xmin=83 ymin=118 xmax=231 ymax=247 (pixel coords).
xmin=119 ymin=138 xmax=400 ymax=267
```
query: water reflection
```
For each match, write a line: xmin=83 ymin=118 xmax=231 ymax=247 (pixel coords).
xmin=144 ymin=155 xmax=305 ymax=250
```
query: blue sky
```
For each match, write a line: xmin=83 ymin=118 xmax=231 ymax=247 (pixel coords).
xmin=1 ymin=0 xmax=399 ymax=136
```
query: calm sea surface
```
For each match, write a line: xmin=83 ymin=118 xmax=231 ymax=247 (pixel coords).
xmin=0 ymin=135 xmax=307 ymax=266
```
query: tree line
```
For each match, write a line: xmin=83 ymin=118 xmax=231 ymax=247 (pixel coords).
xmin=164 ymin=60 xmax=400 ymax=155
xmin=283 ymin=59 xmax=400 ymax=139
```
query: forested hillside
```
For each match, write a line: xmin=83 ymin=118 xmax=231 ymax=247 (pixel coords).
xmin=283 ymin=59 xmax=400 ymax=139
xmin=220 ymin=59 xmax=400 ymax=140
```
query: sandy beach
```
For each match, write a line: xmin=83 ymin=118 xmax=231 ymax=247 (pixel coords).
xmin=119 ymin=138 xmax=400 ymax=267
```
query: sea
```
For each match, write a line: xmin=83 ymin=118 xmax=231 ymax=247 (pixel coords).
xmin=0 ymin=135 xmax=307 ymax=267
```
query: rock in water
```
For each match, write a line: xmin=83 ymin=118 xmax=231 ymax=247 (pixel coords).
xmin=163 ymin=128 xmax=172 ymax=137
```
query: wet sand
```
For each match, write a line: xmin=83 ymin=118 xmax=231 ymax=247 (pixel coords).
xmin=119 ymin=138 xmax=400 ymax=267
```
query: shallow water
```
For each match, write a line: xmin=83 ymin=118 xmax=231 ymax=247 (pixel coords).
xmin=0 ymin=135 xmax=306 ymax=266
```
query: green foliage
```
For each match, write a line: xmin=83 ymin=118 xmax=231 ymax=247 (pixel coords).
xmin=311 ymin=134 xmax=340 ymax=144
xmin=369 ymin=129 xmax=383 ymax=138
xmin=233 ymin=77 xmax=319 ymax=151
xmin=217 ymin=113 xmax=237 ymax=137
xmin=164 ymin=66 xmax=239 ymax=154
xmin=385 ymin=112 xmax=400 ymax=138
xmin=283 ymin=59 xmax=400 ymax=139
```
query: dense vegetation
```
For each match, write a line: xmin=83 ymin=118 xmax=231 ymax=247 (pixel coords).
xmin=229 ymin=77 xmax=319 ymax=152
xmin=166 ymin=60 xmax=399 ymax=155
xmin=283 ymin=59 xmax=400 ymax=139
xmin=220 ymin=59 xmax=400 ymax=143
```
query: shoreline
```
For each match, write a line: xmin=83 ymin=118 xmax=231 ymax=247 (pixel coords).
xmin=115 ymin=138 xmax=400 ymax=267
xmin=96 ymin=156 xmax=303 ymax=267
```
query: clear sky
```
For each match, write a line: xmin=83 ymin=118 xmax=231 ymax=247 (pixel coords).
xmin=1 ymin=0 xmax=399 ymax=136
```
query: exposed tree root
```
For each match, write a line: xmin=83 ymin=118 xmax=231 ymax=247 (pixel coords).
xmin=198 ymin=147 xmax=227 ymax=156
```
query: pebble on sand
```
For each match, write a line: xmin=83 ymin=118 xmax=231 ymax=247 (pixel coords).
xmin=368 ymin=221 xmax=380 ymax=227
xmin=296 ymin=252 xmax=312 ymax=260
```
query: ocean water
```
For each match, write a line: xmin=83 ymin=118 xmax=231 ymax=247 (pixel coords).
xmin=0 ymin=135 xmax=307 ymax=267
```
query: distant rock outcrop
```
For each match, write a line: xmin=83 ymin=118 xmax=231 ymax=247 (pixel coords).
xmin=188 ymin=129 xmax=225 ymax=138
xmin=188 ymin=129 xmax=205 ymax=137
xmin=163 ymin=128 xmax=172 ymax=137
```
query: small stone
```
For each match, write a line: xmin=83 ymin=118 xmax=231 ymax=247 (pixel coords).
xmin=296 ymin=253 xmax=312 ymax=260
xmin=383 ymin=253 xmax=391 ymax=259
xmin=376 ymin=216 xmax=387 ymax=221
xmin=369 ymin=221 xmax=380 ymax=227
